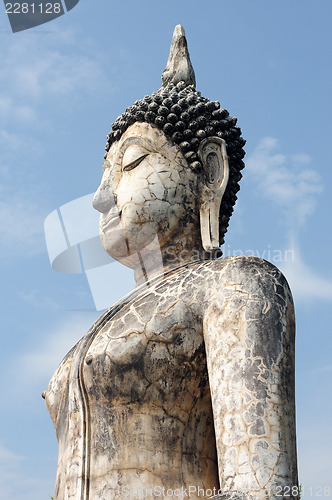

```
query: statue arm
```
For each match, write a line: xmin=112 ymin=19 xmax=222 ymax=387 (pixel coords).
xmin=203 ymin=256 xmax=298 ymax=499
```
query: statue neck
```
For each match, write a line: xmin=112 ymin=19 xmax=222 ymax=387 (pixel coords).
xmin=132 ymin=233 xmax=217 ymax=286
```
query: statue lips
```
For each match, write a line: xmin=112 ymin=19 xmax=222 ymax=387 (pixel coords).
xmin=101 ymin=210 xmax=122 ymax=232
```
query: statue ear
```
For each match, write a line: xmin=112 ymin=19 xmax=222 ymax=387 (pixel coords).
xmin=198 ymin=137 xmax=229 ymax=252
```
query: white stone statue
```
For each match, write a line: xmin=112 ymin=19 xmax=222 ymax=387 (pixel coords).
xmin=44 ymin=25 xmax=298 ymax=500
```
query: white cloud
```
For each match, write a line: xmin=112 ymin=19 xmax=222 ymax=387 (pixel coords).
xmin=310 ymin=364 xmax=332 ymax=374
xmin=0 ymin=26 xmax=110 ymax=166
xmin=18 ymin=289 xmax=60 ymax=310
xmin=1 ymin=313 xmax=99 ymax=414
xmin=0 ymin=27 xmax=111 ymax=261
xmin=280 ymin=238 xmax=332 ymax=303
xmin=297 ymin=420 xmax=332 ymax=489
xmin=0 ymin=313 xmax=99 ymax=499
xmin=0 ymin=27 xmax=107 ymax=103
xmin=246 ymin=137 xmax=323 ymax=230
xmin=0 ymin=443 xmax=25 ymax=500
xmin=0 ymin=130 xmax=48 ymax=260
xmin=0 ymin=441 xmax=53 ymax=500
xmin=12 ymin=47 xmax=104 ymax=97
xmin=19 ymin=313 xmax=98 ymax=383
xmin=0 ymin=97 xmax=37 ymax=127
xmin=245 ymin=138 xmax=332 ymax=303
xmin=0 ymin=190 xmax=46 ymax=258
xmin=0 ymin=129 xmax=19 ymax=148
xmin=0 ymin=442 xmax=23 ymax=464
xmin=0 ymin=128 xmax=41 ymax=168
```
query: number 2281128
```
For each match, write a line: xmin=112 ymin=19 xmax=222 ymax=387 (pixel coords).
xmin=5 ymin=3 xmax=62 ymax=14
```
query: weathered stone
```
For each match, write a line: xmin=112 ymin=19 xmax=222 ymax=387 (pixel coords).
xmin=209 ymin=494 xmax=253 ymax=500
xmin=45 ymin=24 xmax=298 ymax=500
xmin=162 ymin=24 xmax=196 ymax=87
xmin=45 ymin=257 xmax=297 ymax=499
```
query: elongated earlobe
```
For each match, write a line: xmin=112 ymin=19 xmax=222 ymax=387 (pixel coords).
xmin=198 ymin=137 xmax=229 ymax=252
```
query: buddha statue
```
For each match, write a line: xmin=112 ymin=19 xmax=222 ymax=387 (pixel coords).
xmin=44 ymin=25 xmax=298 ymax=500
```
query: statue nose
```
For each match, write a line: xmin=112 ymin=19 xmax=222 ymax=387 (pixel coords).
xmin=93 ymin=184 xmax=117 ymax=214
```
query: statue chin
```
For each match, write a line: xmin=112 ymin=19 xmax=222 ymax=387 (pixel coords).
xmin=100 ymin=222 xmax=164 ymax=275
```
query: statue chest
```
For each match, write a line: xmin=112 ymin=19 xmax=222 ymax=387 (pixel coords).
xmin=46 ymin=279 xmax=209 ymax=425
xmin=81 ymin=291 xmax=207 ymax=411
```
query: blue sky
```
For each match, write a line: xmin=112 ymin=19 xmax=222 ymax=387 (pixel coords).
xmin=0 ymin=1 xmax=331 ymax=498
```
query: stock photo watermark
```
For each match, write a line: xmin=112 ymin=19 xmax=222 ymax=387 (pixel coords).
xmin=222 ymin=244 xmax=295 ymax=264
xmin=3 ymin=0 xmax=80 ymax=32
xmin=165 ymin=244 xmax=295 ymax=265
xmin=119 ymin=486 xmax=223 ymax=498
xmin=116 ymin=484 xmax=330 ymax=498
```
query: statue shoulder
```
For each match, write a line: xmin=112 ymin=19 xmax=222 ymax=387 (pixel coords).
xmin=206 ymin=255 xmax=293 ymax=303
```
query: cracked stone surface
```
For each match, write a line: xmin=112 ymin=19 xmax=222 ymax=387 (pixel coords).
xmin=44 ymin=24 xmax=298 ymax=499
xmin=45 ymin=256 xmax=298 ymax=499
xmin=93 ymin=122 xmax=206 ymax=287
xmin=209 ymin=493 xmax=253 ymax=500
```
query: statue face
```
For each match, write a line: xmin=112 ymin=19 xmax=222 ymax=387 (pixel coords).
xmin=93 ymin=123 xmax=201 ymax=265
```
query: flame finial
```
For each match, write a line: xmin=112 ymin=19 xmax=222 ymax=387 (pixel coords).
xmin=162 ymin=25 xmax=196 ymax=88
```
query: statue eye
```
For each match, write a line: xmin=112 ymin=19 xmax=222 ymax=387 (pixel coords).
xmin=122 ymin=145 xmax=149 ymax=172
xmin=122 ymin=154 xmax=148 ymax=172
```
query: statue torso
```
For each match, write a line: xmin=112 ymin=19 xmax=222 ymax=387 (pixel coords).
xmin=45 ymin=256 xmax=297 ymax=499
xmin=45 ymin=259 xmax=222 ymax=500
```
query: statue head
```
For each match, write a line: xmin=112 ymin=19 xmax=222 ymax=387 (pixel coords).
xmin=93 ymin=25 xmax=245 ymax=282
